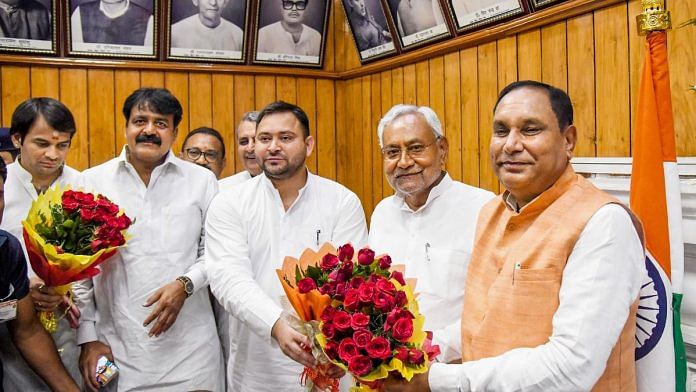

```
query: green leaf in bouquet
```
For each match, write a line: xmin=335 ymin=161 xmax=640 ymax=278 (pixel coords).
xmin=305 ymin=265 xmax=324 ymax=281
xmin=62 ymin=219 xmax=75 ymax=229
xmin=294 ymin=264 xmax=303 ymax=285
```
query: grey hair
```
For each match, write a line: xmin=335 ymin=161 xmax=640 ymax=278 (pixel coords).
xmin=377 ymin=104 xmax=443 ymax=147
xmin=240 ymin=111 xmax=259 ymax=124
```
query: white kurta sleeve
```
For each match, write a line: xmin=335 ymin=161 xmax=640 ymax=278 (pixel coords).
xmin=432 ymin=318 xmax=462 ymax=363
xmin=183 ymin=173 xmax=217 ymax=292
xmin=73 ymin=277 xmax=98 ymax=344
xmin=205 ymin=193 xmax=283 ymax=344
xmin=428 ymin=204 xmax=645 ymax=392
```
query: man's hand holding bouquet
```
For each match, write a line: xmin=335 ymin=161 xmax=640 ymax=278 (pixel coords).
xmin=277 ymin=243 xmax=440 ymax=391
xmin=22 ymin=185 xmax=133 ymax=333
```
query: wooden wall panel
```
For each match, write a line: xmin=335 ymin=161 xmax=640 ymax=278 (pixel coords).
xmin=60 ymin=69 xmax=88 ymax=170
xmin=114 ymin=70 xmax=140 ymax=152
xmin=297 ymin=78 xmax=317 ymax=173
xmin=1 ymin=66 xmax=30 ymax=127
xmin=30 ymin=67 xmax=60 ymax=99
xmin=211 ymin=74 xmax=236 ymax=177
xmin=444 ymin=52 xmax=462 ymax=181
xmin=594 ymin=2 xmax=630 ymax=156
xmin=254 ymin=76 xmax=276 ymax=109
xmin=566 ymin=13 xmax=596 ymax=157
xmin=370 ymin=74 xmax=383 ymax=211
xmin=477 ymin=42 xmax=499 ymax=194
xmin=460 ymin=47 xmax=480 ymax=188
xmin=165 ymin=72 xmax=190 ymax=155
xmin=140 ymin=71 xmax=164 ymax=88
xmin=87 ymin=70 xmax=115 ymax=166
xmin=517 ymin=29 xmax=542 ymax=81
xmin=382 ymin=70 xmax=395 ymax=199
xmin=188 ymin=73 xmax=213 ymax=130
xmin=541 ymin=21 xmax=568 ymax=91
xmin=316 ymin=79 xmax=337 ymax=180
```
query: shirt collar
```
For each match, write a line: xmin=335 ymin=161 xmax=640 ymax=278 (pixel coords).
xmin=394 ymin=171 xmax=452 ymax=213
xmin=260 ymin=167 xmax=313 ymax=208
xmin=100 ymin=0 xmax=130 ymax=19
xmin=501 ymin=164 xmax=577 ymax=214
xmin=117 ymin=145 xmax=181 ymax=172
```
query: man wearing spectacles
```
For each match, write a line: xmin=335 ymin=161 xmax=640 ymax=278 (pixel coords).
xmin=368 ymin=104 xmax=494 ymax=364
xmin=180 ymin=126 xmax=227 ymax=179
xmin=257 ymin=0 xmax=322 ymax=58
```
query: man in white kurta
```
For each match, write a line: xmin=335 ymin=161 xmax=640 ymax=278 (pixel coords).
xmin=219 ymin=111 xmax=261 ymax=190
xmin=170 ymin=1 xmax=243 ymax=52
xmin=369 ymin=105 xmax=494 ymax=363
xmin=0 ymin=97 xmax=83 ymax=390
xmin=257 ymin=20 xmax=321 ymax=56
xmin=206 ymin=102 xmax=367 ymax=391
xmin=74 ymin=88 xmax=222 ymax=391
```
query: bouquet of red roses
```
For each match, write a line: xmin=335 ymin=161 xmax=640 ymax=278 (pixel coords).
xmin=278 ymin=243 xmax=439 ymax=391
xmin=22 ymin=185 xmax=133 ymax=332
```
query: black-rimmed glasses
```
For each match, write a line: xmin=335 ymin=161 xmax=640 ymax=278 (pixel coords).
xmin=185 ymin=148 xmax=221 ymax=162
xmin=282 ymin=0 xmax=307 ymax=10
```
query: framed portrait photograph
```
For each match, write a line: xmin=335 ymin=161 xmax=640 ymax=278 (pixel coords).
xmin=253 ymin=0 xmax=331 ymax=67
xmin=340 ymin=0 xmax=396 ymax=62
xmin=168 ymin=0 xmax=250 ymax=62
xmin=67 ymin=0 xmax=157 ymax=58
xmin=384 ymin=0 xmax=451 ymax=50
xmin=445 ymin=0 xmax=526 ymax=32
xmin=527 ymin=0 xmax=566 ymax=10
xmin=0 ymin=0 xmax=56 ymax=54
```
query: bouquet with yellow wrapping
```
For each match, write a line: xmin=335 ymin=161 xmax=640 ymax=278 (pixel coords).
xmin=22 ymin=185 xmax=133 ymax=332
xmin=277 ymin=243 xmax=440 ymax=392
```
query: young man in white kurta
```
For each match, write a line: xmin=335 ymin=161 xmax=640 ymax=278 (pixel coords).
xmin=206 ymin=102 xmax=367 ymax=391
xmin=73 ymin=88 xmax=222 ymax=391
xmin=0 ymin=98 xmax=83 ymax=391
xmin=368 ymin=105 xmax=494 ymax=363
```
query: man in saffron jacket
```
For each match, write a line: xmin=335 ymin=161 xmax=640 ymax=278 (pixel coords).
xmin=383 ymin=80 xmax=645 ymax=391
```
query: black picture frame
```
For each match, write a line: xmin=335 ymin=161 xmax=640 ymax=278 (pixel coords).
xmin=383 ymin=0 xmax=451 ymax=51
xmin=340 ymin=0 xmax=397 ymax=63
xmin=167 ymin=0 xmax=250 ymax=63
xmin=66 ymin=0 xmax=158 ymax=59
xmin=0 ymin=0 xmax=57 ymax=55
xmin=252 ymin=0 xmax=331 ymax=67
xmin=445 ymin=0 xmax=526 ymax=32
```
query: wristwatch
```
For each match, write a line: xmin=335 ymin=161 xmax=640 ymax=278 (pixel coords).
xmin=176 ymin=276 xmax=194 ymax=298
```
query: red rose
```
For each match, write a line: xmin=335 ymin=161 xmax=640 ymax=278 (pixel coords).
xmin=391 ymin=317 xmax=414 ymax=342
xmin=339 ymin=259 xmax=354 ymax=275
xmin=343 ymin=289 xmax=360 ymax=311
xmin=366 ymin=336 xmax=391 ymax=360
xmin=334 ymin=282 xmax=349 ymax=300
xmin=80 ymin=207 xmax=97 ymax=223
xmin=357 ymin=248 xmax=376 ymax=266
xmin=378 ymin=255 xmax=392 ymax=270
xmin=318 ymin=282 xmax=335 ymax=296
xmin=321 ymin=322 xmax=336 ymax=339
xmin=333 ymin=311 xmax=352 ymax=332
xmin=395 ymin=291 xmax=407 ymax=307
xmin=394 ymin=347 xmax=409 ymax=362
xmin=90 ymin=239 xmax=105 ymax=252
xmin=348 ymin=355 xmax=373 ymax=376
xmin=373 ymin=291 xmax=396 ymax=312
xmin=297 ymin=277 xmax=317 ymax=293
xmin=61 ymin=191 xmax=80 ymax=213
xmin=351 ymin=312 xmax=370 ymax=330
xmin=353 ymin=329 xmax=372 ymax=348
xmin=321 ymin=254 xmax=339 ymax=271
xmin=408 ymin=349 xmax=425 ymax=365
xmin=75 ymin=192 xmax=96 ymax=208
xmin=338 ymin=244 xmax=354 ymax=262
xmin=338 ymin=338 xmax=360 ymax=363
xmin=320 ymin=307 xmax=336 ymax=322
xmin=390 ymin=270 xmax=406 ymax=286
xmin=375 ymin=278 xmax=395 ymax=294
xmin=357 ymin=282 xmax=375 ymax=303
xmin=385 ymin=309 xmax=414 ymax=330
xmin=324 ymin=340 xmax=339 ymax=360
xmin=350 ymin=276 xmax=365 ymax=289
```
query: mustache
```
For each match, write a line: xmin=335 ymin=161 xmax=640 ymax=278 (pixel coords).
xmin=136 ymin=134 xmax=162 ymax=145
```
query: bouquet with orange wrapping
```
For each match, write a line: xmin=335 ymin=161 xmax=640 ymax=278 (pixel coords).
xmin=22 ymin=185 xmax=133 ymax=333
xmin=277 ymin=243 xmax=439 ymax=392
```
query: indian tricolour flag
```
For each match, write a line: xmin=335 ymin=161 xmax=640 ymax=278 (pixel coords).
xmin=630 ymin=31 xmax=686 ymax=392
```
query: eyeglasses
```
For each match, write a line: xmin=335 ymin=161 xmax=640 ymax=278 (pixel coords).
xmin=381 ymin=138 xmax=439 ymax=161
xmin=184 ymin=148 xmax=221 ymax=162
xmin=282 ymin=0 xmax=307 ymax=10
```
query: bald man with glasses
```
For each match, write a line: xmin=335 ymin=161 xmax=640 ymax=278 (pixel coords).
xmin=257 ymin=0 xmax=321 ymax=57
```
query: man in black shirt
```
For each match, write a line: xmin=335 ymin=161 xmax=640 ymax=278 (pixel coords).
xmin=0 ymin=159 xmax=79 ymax=392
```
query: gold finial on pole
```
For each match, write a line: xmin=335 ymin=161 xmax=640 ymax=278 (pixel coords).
xmin=637 ymin=0 xmax=672 ymax=35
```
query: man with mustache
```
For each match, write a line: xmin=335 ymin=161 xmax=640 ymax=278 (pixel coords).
xmin=74 ymin=88 xmax=223 ymax=391
xmin=219 ymin=111 xmax=262 ymax=190
xmin=369 ymin=104 xmax=494 ymax=365
xmin=257 ymin=0 xmax=322 ymax=57
xmin=180 ymin=126 xmax=227 ymax=179
xmin=170 ymin=0 xmax=243 ymax=52
xmin=383 ymin=81 xmax=645 ymax=391
xmin=205 ymin=101 xmax=367 ymax=391
xmin=0 ymin=97 xmax=83 ymax=390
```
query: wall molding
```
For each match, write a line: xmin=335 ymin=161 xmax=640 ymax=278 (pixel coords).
xmin=0 ymin=0 xmax=623 ymax=81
